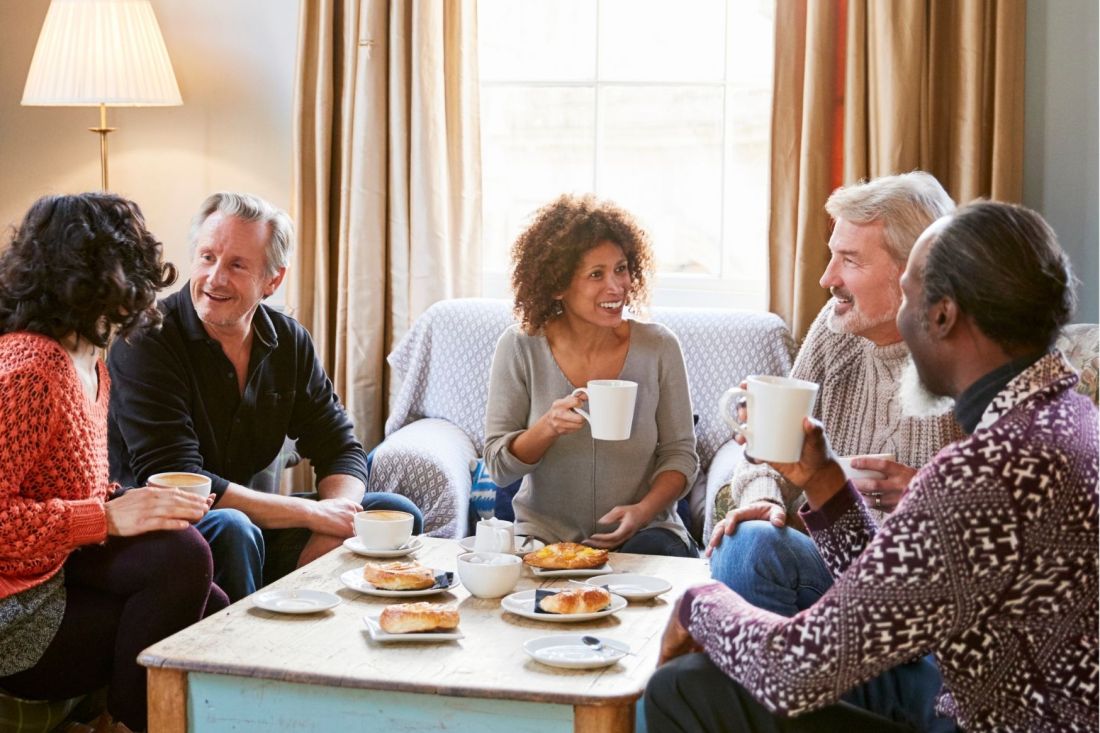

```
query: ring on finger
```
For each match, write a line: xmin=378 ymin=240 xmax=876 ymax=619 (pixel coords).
xmin=870 ymin=491 xmax=883 ymax=509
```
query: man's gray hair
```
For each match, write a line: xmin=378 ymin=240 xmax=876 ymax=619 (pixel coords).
xmin=825 ymin=171 xmax=955 ymax=263
xmin=189 ymin=192 xmax=294 ymax=275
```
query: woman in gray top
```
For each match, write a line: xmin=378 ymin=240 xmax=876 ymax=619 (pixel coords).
xmin=484 ymin=194 xmax=698 ymax=557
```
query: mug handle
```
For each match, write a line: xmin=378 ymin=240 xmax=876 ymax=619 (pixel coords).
xmin=718 ymin=387 xmax=752 ymax=443
xmin=570 ymin=387 xmax=592 ymax=424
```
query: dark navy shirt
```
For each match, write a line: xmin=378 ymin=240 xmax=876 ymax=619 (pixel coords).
xmin=107 ymin=286 xmax=368 ymax=501
xmin=953 ymin=351 xmax=1045 ymax=434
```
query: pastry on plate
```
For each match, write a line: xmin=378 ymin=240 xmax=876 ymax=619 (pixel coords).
xmin=537 ymin=586 xmax=612 ymax=614
xmin=363 ymin=560 xmax=436 ymax=590
xmin=379 ymin=602 xmax=460 ymax=633
xmin=523 ymin=542 xmax=608 ymax=570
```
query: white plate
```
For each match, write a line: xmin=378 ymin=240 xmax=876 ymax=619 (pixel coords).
xmin=523 ymin=634 xmax=629 ymax=669
xmin=362 ymin=615 xmax=464 ymax=643
xmin=586 ymin=574 xmax=672 ymax=602
xmin=500 ymin=589 xmax=627 ymax=622
xmin=458 ymin=535 xmax=546 ymax=556
xmin=253 ymin=589 xmax=341 ymax=614
xmin=531 ymin=563 xmax=614 ymax=578
xmin=339 ymin=569 xmax=460 ymax=597
xmin=343 ymin=535 xmax=423 ymax=558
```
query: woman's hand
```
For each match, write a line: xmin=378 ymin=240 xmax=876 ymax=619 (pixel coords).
xmin=540 ymin=392 xmax=588 ymax=437
xmin=658 ymin=594 xmax=703 ymax=666
xmin=585 ymin=503 xmax=650 ymax=549
xmin=851 ymin=458 xmax=917 ymax=513
xmin=104 ymin=487 xmax=210 ymax=536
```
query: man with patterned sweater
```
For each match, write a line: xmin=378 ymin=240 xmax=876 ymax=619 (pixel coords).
xmin=646 ymin=201 xmax=1098 ymax=732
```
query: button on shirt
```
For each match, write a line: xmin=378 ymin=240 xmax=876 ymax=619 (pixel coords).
xmin=107 ymin=286 xmax=368 ymax=500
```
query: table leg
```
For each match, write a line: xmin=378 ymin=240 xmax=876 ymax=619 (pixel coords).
xmin=574 ymin=702 xmax=633 ymax=733
xmin=147 ymin=667 xmax=187 ymax=733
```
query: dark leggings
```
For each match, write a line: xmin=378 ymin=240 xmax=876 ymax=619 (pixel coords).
xmin=0 ymin=527 xmax=229 ymax=731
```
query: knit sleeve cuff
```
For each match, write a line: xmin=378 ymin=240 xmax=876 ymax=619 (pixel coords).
xmin=68 ymin=498 xmax=108 ymax=545
xmin=679 ymin=581 xmax=726 ymax=628
xmin=800 ymin=481 xmax=860 ymax=532
xmin=738 ymin=476 xmax=786 ymax=508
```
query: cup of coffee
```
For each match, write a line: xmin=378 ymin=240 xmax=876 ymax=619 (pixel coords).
xmin=570 ymin=379 xmax=638 ymax=441
xmin=148 ymin=472 xmax=212 ymax=499
xmin=457 ymin=552 xmax=522 ymax=598
xmin=354 ymin=510 xmax=414 ymax=550
xmin=837 ymin=453 xmax=896 ymax=480
xmin=473 ymin=517 xmax=515 ymax=553
xmin=718 ymin=376 xmax=820 ymax=463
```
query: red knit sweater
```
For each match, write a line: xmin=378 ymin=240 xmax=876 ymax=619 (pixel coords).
xmin=0 ymin=332 xmax=111 ymax=598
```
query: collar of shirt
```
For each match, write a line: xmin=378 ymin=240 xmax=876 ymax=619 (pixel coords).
xmin=954 ymin=351 xmax=1045 ymax=433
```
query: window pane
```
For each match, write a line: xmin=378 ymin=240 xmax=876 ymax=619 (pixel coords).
xmin=599 ymin=86 xmax=724 ymax=275
xmin=723 ymin=85 xmax=771 ymax=285
xmin=481 ymin=86 xmax=596 ymax=271
xmin=599 ymin=0 xmax=725 ymax=82
xmin=478 ymin=0 xmax=597 ymax=82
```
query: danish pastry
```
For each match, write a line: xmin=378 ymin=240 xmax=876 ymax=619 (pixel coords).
xmin=379 ymin=602 xmax=460 ymax=633
xmin=538 ymin=586 xmax=612 ymax=615
xmin=362 ymin=560 xmax=436 ymax=590
xmin=523 ymin=542 xmax=608 ymax=570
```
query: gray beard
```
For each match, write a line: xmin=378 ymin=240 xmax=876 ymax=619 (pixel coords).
xmin=899 ymin=356 xmax=955 ymax=418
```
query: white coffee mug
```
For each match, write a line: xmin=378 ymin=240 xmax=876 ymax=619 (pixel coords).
xmin=570 ymin=379 xmax=638 ymax=441
xmin=354 ymin=510 xmax=414 ymax=550
xmin=718 ymin=375 xmax=820 ymax=463
xmin=148 ymin=471 xmax=212 ymax=499
xmin=474 ymin=517 xmax=515 ymax=553
xmin=837 ymin=453 xmax=896 ymax=480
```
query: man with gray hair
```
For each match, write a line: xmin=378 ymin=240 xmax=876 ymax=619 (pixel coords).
xmin=108 ymin=192 xmax=422 ymax=601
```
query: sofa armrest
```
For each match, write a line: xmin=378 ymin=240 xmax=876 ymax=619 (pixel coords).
xmin=701 ymin=439 xmax=746 ymax=541
xmin=367 ymin=418 xmax=477 ymax=538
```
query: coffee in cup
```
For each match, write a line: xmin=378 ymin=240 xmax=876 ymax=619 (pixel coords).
xmin=354 ymin=510 xmax=414 ymax=550
xmin=718 ymin=375 xmax=820 ymax=463
xmin=570 ymin=379 xmax=638 ymax=441
xmin=148 ymin=472 xmax=212 ymax=499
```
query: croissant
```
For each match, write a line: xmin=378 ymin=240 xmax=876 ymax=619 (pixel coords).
xmin=363 ymin=560 xmax=435 ymax=590
xmin=379 ymin=602 xmax=460 ymax=633
xmin=538 ymin=586 xmax=612 ymax=614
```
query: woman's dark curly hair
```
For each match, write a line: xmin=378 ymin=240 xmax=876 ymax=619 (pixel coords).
xmin=0 ymin=193 xmax=177 ymax=347
xmin=510 ymin=194 xmax=654 ymax=334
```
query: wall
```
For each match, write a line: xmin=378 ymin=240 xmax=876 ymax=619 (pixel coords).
xmin=1023 ymin=0 xmax=1099 ymax=323
xmin=0 ymin=0 xmax=299 ymax=284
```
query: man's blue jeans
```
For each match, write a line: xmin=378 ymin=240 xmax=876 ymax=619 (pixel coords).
xmin=706 ymin=521 xmax=955 ymax=732
xmin=197 ymin=491 xmax=423 ymax=602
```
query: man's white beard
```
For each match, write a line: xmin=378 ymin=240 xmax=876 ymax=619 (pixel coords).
xmin=899 ymin=356 xmax=954 ymax=418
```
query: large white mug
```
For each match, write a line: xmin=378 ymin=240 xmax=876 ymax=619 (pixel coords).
xmin=718 ymin=375 xmax=819 ymax=463
xmin=570 ymin=379 xmax=638 ymax=441
xmin=474 ymin=517 xmax=515 ymax=553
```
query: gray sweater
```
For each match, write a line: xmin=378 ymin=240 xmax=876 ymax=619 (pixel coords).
xmin=484 ymin=321 xmax=698 ymax=547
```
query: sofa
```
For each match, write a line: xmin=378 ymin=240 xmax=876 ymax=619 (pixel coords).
xmin=367 ymin=298 xmax=796 ymax=539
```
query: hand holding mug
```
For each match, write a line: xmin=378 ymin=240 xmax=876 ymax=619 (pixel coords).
xmin=541 ymin=392 xmax=588 ymax=437
xmin=719 ymin=376 xmax=819 ymax=463
xmin=105 ymin=486 xmax=211 ymax=536
xmin=764 ymin=417 xmax=846 ymax=509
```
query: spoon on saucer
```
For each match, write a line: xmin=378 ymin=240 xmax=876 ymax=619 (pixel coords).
xmin=581 ymin=635 xmax=632 ymax=656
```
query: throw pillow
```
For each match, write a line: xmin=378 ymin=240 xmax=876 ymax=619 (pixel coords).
xmin=467 ymin=459 xmax=521 ymax=536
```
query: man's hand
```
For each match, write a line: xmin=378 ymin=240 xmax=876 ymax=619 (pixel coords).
xmin=105 ymin=487 xmax=210 ymax=536
xmin=586 ymin=503 xmax=648 ymax=549
xmin=765 ymin=417 xmax=846 ymax=510
xmin=658 ymin=594 xmax=703 ymax=667
xmin=297 ymin=532 xmax=344 ymax=568
xmin=851 ymin=457 xmax=917 ymax=513
xmin=307 ymin=497 xmax=361 ymax=536
xmin=705 ymin=501 xmax=785 ymax=557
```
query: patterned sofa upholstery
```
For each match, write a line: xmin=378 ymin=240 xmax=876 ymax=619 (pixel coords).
xmin=1057 ymin=323 xmax=1099 ymax=406
xmin=368 ymin=298 xmax=796 ymax=538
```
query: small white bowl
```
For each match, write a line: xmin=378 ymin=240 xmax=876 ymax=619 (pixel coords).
xmin=456 ymin=552 xmax=522 ymax=598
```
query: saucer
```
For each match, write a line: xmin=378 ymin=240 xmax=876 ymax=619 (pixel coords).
xmin=362 ymin=615 xmax=463 ymax=643
xmin=586 ymin=573 xmax=671 ymax=602
xmin=339 ymin=569 xmax=460 ymax=597
xmin=458 ymin=535 xmax=545 ymax=556
xmin=343 ymin=535 xmax=423 ymax=558
xmin=530 ymin=563 xmax=614 ymax=578
xmin=524 ymin=634 xmax=629 ymax=669
xmin=500 ymin=589 xmax=627 ymax=622
xmin=253 ymin=589 xmax=341 ymax=614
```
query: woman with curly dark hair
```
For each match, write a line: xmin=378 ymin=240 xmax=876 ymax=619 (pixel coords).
xmin=0 ymin=194 xmax=228 ymax=733
xmin=484 ymin=194 xmax=699 ymax=557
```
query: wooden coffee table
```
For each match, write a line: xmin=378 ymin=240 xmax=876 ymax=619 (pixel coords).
xmin=140 ymin=537 xmax=711 ymax=732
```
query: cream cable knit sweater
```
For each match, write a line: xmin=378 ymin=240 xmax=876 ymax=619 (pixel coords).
xmin=717 ymin=301 xmax=965 ymax=522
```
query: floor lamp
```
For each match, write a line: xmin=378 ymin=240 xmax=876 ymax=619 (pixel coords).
xmin=21 ymin=0 xmax=182 ymax=191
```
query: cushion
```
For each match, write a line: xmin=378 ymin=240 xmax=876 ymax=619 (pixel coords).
xmin=1056 ymin=323 xmax=1099 ymax=405
xmin=467 ymin=459 xmax=521 ymax=536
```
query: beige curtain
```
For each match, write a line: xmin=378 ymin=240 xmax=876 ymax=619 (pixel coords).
xmin=291 ymin=0 xmax=481 ymax=463
xmin=768 ymin=0 xmax=1026 ymax=339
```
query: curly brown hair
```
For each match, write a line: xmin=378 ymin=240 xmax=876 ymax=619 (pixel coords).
xmin=510 ymin=194 xmax=654 ymax=334
xmin=0 ymin=193 xmax=177 ymax=347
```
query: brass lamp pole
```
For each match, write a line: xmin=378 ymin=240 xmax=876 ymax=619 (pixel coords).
xmin=91 ymin=104 xmax=117 ymax=191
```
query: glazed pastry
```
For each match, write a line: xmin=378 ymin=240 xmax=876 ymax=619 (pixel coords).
xmin=379 ymin=602 xmax=460 ymax=633
xmin=363 ymin=560 xmax=436 ymax=590
xmin=523 ymin=542 xmax=608 ymax=570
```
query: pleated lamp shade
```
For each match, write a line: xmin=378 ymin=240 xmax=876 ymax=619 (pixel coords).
xmin=22 ymin=0 xmax=181 ymax=107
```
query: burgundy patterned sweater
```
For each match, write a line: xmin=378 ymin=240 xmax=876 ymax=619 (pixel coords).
xmin=682 ymin=352 xmax=1098 ymax=732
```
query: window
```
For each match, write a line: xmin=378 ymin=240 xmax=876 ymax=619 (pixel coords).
xmin=478 ymin=0 xmax=775 ymax=309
